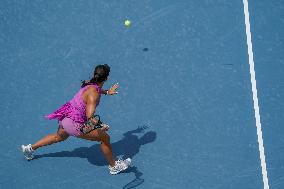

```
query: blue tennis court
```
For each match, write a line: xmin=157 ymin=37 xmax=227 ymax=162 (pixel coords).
xmin=1 ymin=1 xmax=283 ymax=188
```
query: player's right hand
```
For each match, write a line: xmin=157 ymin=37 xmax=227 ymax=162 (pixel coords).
xmin=100 ymin=123 xmax=110 ymax=131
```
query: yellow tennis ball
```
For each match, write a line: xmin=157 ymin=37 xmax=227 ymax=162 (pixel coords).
xmin=124 ymin=20 xmax=131 ymax=27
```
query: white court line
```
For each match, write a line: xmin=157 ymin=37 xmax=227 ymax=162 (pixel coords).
xmin=242 ymin=0 xmax=269 ymax=189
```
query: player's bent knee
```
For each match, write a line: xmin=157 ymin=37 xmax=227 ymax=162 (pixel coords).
xmin=99 ymin=132 xmax=110 ymax=143
xmin=55 ymin=134 xmax=68 ymax=142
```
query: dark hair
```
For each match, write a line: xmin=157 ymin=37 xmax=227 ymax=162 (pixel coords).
xmin=81 ymin=64 xmax=110 ymax=88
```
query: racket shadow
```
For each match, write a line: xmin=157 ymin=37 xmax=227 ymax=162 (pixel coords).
xmin=123 ymin=166 xmax=144 ymax=189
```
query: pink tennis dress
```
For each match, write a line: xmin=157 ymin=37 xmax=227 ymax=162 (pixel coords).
xmin=45 ymin=84 xmax=102 ymax=137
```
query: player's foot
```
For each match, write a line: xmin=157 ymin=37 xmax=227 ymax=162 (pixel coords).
xmin=109 ymin=158 xmax=131 ymax=175
xmin=21 ymin=144 xmax=34 ymax=160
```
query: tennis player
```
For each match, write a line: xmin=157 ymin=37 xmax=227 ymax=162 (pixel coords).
xmin=21 ymin=64 xmax=131 ymax=175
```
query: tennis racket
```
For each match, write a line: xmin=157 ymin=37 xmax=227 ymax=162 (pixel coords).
xmin=80 ymin=115 xmax=110 ymax=134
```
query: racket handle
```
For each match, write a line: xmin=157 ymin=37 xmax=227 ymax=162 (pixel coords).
xmin=99 ymin=123 xmax=110 ymax=130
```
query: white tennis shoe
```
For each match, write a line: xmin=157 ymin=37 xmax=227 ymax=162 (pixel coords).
xmin=21 ymin=144 xmax=34 ymax=160
xmin=109 ymin=158 xmax=131 ymax=175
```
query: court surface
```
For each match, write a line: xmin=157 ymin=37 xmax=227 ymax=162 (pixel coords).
xmin=0 ymin=1 xmax=283 ymax=189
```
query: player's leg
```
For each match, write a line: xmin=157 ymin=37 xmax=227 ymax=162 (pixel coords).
xmin=32 ymin=126 xmax=69 ymax=150
xmin=78 ymin=129 xmax=131 ymax=174
xmin=21 ymin=126 xmax=69 ymax=160
xmin=78 ymin=129 xmax=115 ymax=166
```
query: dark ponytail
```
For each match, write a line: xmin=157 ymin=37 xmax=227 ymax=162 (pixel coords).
xmin=81 ymin=64 xmax=110 ymax=88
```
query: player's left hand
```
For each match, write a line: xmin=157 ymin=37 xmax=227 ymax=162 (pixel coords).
xmin=108 ymin=83 xmax=119 ymax=95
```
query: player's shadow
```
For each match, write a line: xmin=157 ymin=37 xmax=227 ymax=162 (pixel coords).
xmin=34 ymin=126 xmax=156 ymax=189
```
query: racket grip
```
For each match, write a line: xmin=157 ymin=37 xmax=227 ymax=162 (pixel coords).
xmin=99 ymin=123 xmax=110 ymax=130
xmin=80 ymin=119 xmax=99 ymax=134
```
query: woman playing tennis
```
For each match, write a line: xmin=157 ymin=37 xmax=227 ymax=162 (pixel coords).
xmin=21 ymin=64 xmax=131 ymax=175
